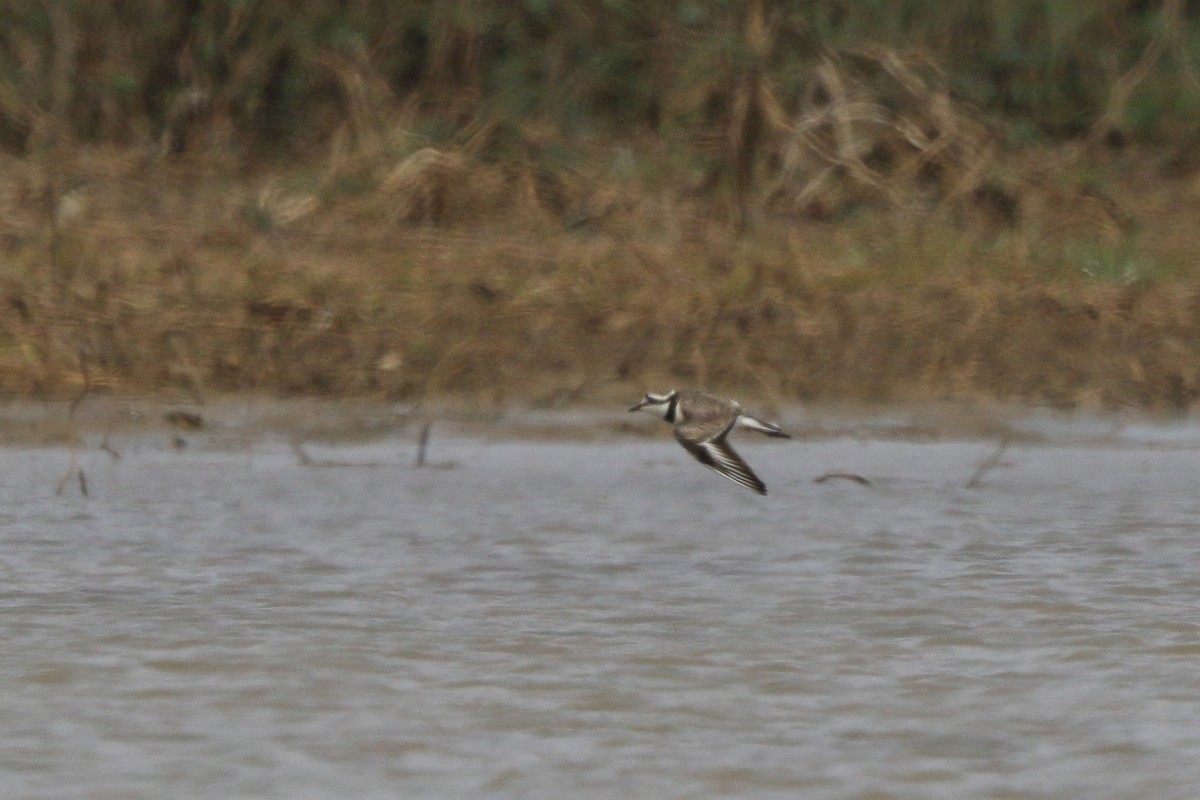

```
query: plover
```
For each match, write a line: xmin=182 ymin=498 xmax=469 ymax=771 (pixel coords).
xmin=629 ymin=390 xmax=790 ymax=495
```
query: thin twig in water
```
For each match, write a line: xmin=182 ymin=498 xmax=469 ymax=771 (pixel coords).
xmin=291 ymin=441 xmax=313 ymax=466
xmin=68 ymin=350 xmax=92 ymax=421
xmin=416 ymin=422 xmax=431 ymax=467
xmin=77 ymin=469 xmax=88 ymax=497
xmin=56 ymin=441 xmax=79 ymax=496
xmin=292 ymin=440 xmax=373 ymax=468
xmin=966 ymin=436 xmax=1010 ymax=488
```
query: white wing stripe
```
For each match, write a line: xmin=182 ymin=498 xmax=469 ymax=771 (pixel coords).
xmin=699 ymin=442 xmax=766 ymax=493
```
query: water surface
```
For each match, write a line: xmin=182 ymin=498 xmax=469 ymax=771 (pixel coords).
xmin=2 ymin=414 xmax=1200 ymax=799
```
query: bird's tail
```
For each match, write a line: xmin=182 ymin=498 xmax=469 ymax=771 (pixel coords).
xmin=737 ymin=415 xmax=791 ymax=439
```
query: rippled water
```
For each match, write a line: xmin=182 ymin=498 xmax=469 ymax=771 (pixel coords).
xmin=3 ymin=414 xmax=1200 ymax=799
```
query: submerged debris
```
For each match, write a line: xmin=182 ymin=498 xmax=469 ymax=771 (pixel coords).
xmin=813 ymin=471 xmax=872 ymax=486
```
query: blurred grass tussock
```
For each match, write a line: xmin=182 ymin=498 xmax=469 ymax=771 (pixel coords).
xmin=3 ymin=1 xmax=1200 ymax=410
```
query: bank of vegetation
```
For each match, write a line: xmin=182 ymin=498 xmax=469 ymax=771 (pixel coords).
xmin=3 ymin=1 xmax=1200 ymax=410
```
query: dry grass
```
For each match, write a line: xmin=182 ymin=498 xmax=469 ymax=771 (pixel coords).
xmin=6 ymin=5 xmax=1200 ymax=416
xmin=4 ymin=123 xmax=1200 ymax=413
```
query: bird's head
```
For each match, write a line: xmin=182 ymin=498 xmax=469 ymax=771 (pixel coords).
xmin=629 ymin=390 xmax=678 ymax=421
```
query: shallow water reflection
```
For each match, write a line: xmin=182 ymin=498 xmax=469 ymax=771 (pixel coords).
xmin=2 ymin=422 xmax=1200 ymax=798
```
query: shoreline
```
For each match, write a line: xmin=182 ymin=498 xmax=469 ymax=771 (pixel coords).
xmin=4 ymin=393 xmax=1197 ymax=450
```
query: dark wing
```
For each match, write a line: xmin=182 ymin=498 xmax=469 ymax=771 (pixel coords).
xmin=675 ymin=429 xmax=767 ymax=495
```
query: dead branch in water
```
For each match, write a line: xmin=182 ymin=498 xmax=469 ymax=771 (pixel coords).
xmin=413 ymin=422 xmax=457 ymax=469
xmin=57 ymin=351 xmax=94 ymax=497
xmin=813 ymin=471 xmax=872 ymax=486
xmin=966 ymin=436 xmax=1010 ymax=488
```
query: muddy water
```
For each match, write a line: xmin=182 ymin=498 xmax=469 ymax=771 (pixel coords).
xmin=2 ymin=412 xmax=1200 ymax=799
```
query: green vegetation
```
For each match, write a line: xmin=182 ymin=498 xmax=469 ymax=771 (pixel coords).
xmin=3 ymin=1 xmax=1200 ymax=410
xmin=2 ymin=1 xmax=1195 ymax=150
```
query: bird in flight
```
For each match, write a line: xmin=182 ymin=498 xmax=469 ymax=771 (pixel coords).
xmin=629 ymin=390 xmax=790 ymax=495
